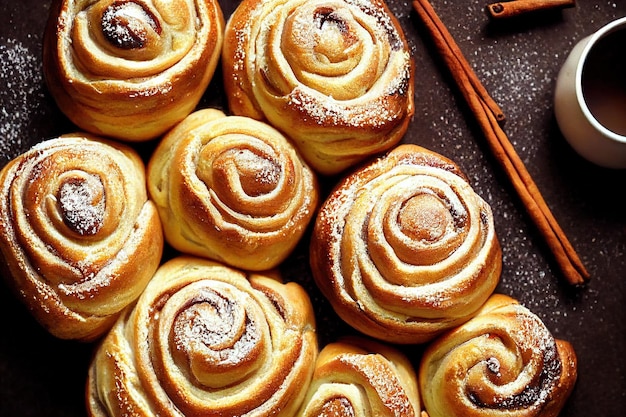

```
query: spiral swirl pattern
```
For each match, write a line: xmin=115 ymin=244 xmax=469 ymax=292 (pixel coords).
xmin=419 ymin=294 xmax=578 ymax=417
xmin=223 ymin=0 xmax=414 ymax=175
xmin=0 ymin=134 xmax=163 ymax=341
xmin=43 ymin=0 xmax=224 ymax=141
xmin=148 ymin=108 xmax=319 ymax=271
xmin=310 ymin=144 xmax=501 ymax=344
xmin=87 ymin=256 xmax=318 ymax=417
xmin=297 ymin=337 xmax=421 ymax=417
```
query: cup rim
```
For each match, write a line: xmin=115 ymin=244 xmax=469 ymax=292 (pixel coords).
xmin=575 ymin=16 xmax=626 ymax=144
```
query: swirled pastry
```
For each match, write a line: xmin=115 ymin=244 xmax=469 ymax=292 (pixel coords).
xmin=87 ymin=256 xmax=318 ymax=417
xmin=310 ymin=144 xmax=501 ymax=344
xmin=222 ymin=0 xmax=414 ymax=175
xmin=43 ymin=0 xmax=224 ymax=141
xmin=0 ymin=134 xmax=163 ymax=341
xmin=297 ymin=336 xmax=421 ymax=416
xmin=418 ymin=294 xmax=578 ymax=417
xmin=148 ymin=108 xmax=318 ymax=271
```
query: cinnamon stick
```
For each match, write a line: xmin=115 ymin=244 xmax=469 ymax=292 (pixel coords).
xmin=412 ymin=0 xmax=589 ymax=285
xmin=487 ymin=0 xmax=576 ymax=20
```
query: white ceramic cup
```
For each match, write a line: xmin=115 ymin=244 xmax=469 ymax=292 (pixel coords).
xmin=554 ymin=16 xmax=626 ymax=169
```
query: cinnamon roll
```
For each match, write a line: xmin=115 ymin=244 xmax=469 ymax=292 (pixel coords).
xmin=0 ymin=134 xmax=163 ymax=341
xmin=418 ymin=294 xmax=578 ymax=417
xmin=222 ymin=0 xmax=414 ymax=175
xmin=297 ymin=336 xmax=421 ymax=417
xmin=310 ymin=144 xmax=502 ymax=344
xmin=87 ymin=256 xmax=318 ymax=417
xmin=43 ymin=0 xmax=224 ymax=141
xmin=147 ymin=108 xmax=319 ymax=271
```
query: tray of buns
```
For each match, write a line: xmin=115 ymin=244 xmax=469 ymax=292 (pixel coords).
xmin=1 ymin=1 xmax=624 ymax=416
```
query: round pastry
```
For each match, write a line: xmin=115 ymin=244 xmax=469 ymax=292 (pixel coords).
xmin=222 ymin=0 xmax=415 ymax=175
xmin=148 ymin=108 xmax=319 ymax=271
xmin=43 ymin=0 xmax=224 ymax=141
xmin=87 ymin=256 xmax=318 ymax=417
xmin=310 ymin=144 xmax=502 ymax=344
xmin=0 ymin=134 xmax=163 ymax=341
xmin=297 ymin=336 xmax=421 ymax=417
xmin=418 ymin=294 xmax=578 ymax=417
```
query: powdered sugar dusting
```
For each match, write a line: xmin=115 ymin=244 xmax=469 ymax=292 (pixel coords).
xmin=58 ymin=176 xmax=106 ymax=236
xmin=101 ymin=2 xmax=160 ymax=49
xmin=345 ymin=0 xmax=404 ymax=51
xmin=288 ymin=87 xmax=400 ymax=129
xmin=168 ymin=285 xmax=263 ymax=385
xmin=234 ymin=148 xmax=281 ymax=188
xmin=0 ymin=37 xmax=44 ymax=163
xmin=340 ymin=352 xmax=415 ymax=416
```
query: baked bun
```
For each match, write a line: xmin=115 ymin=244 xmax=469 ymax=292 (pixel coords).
xmin=419 ymin=294 xmax=578 ymax=417
xmin=222 ymin=0 xmax=414 ymax=175
xmin=43 ymin=0 xmax=224 ymax=141
xmin=87 ymin=256 xmax=318 ymax=417
xmin=310 ymin=144 xmax=501 ymax=344
xmin=297 ymin=336 xmax=421 ymax=416
xmin=0 ymin=134 xmax=163 ymax=341
xmin=148 ymin=108 xmax=318 ymax=271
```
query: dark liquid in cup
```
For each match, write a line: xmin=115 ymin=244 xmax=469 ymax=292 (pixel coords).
xmin=581 ymin=29 xmax=626 ymax=136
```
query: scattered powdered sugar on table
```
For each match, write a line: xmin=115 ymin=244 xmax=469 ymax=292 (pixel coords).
xmin=473 ymin=40 xmax=560 ymax=161
xmin=0 ymin=37 xmax=45 ymax=162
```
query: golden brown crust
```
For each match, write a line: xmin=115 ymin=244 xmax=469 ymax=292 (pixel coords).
xmin=310 ymin=144 xmax=502 ymax=344
xmin=297 ymin=336 xmax=421 ymax=416
xmin=418 ymin=294 xmax=578 ymax=417
xmin=87 ymin=256 xmax=318 ymax=417
xmin=0 ymin=134 xmax=163 ymax=341
xmin=222 ymin=0 xmax=415 ymax=175
xmin=43 ymin=0 xmax=224 ymax=141
xmin=147 ymin=108 xmax=319 ymax=271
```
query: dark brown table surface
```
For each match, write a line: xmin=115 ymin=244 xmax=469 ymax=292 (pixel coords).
xmin=1 ymin=1 xmax=625 ymax=416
